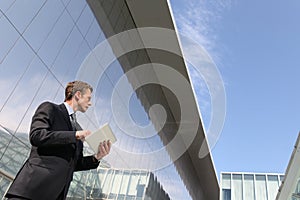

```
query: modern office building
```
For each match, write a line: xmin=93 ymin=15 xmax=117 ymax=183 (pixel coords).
xmin=276 ymin=133 xmax=300 ymax=200
xmin=0 ymin=0 xmax=219 ymax=199
xmin=220 ymin=172 xmax=284 ymax=200
xmin=220 ymin=134 xmax=300 ymax=200
xmin=68 ymin=167 xmax=171 ymax=200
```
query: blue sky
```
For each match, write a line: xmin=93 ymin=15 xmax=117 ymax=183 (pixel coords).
xmin=170 ymin=0 xmax=300 ymax=176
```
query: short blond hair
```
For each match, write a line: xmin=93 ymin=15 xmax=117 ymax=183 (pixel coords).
xmin=64 ymin=81 xmax=93 ymax=101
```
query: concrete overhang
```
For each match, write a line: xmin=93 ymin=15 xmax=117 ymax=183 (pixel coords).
xmin=276 ymin=132 xmax=300 ymax=200
xmin=87 ymin=0 xmax=219 ymax=199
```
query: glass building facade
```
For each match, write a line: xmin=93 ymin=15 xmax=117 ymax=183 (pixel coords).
xmin=68 ymin=167 xmax=170 ymax=200
xmin=0 ymin=0 xmax=219 ymax=199
xmin=0 ymin=128 xmax=170 ymax=199
xmin=220 ymin=172 xmax=284 ymax=200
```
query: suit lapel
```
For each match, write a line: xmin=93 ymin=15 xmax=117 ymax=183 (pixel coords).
xmin=59 ymin=103 xmax=73 ymax=131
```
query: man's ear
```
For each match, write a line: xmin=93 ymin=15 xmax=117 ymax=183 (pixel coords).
xmin=74 ymin=91 xmax=81 ymax=101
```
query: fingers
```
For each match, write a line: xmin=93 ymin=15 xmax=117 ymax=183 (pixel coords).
xmin=75 ymin=130 xmax=91 ymax=141
xmin=96 ymin=140 xmax=111 ymax=160
xmin=99 ymin=141 xmax=111 ymax=154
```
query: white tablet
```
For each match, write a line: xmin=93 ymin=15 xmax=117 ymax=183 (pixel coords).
xmin=85 ymin=123 xmax=117 ymax=154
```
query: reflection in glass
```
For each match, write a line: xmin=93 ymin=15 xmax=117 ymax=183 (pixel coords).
xmin=0 ymin=0 xmax=193 ymax=199
xmin=23 ymin=0 xmax=64 ymax=52
xmin=0 ymin=15 xmax=19 ymax=64
xmin=5 ymin=0 xmax=46 ymax=33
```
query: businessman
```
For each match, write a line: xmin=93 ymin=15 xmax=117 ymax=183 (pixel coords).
xmin=5 ymin=81 xmax=111 ymax=200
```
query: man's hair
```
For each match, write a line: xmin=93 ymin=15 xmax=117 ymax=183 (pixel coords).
xmin=64 ymin=81 xmax=93 ymax=101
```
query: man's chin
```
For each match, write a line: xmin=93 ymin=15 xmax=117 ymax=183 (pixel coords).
xmin=79 ymin=108 xmax=87 ymax=113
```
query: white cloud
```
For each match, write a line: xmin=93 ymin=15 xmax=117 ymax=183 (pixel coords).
xmin=172 ymin=0 xmax=232 ymax=55
xmin=0 ymin=73 xmax=63 ymax=134
xmin=170 ymin=0 xmax=230 ymax=148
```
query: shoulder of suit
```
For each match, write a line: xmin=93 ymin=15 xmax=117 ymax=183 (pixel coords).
xmin=36 ymin=101 xmax=61 ymax=111
xmin=39 ymin=101 xmax=58 ymax=107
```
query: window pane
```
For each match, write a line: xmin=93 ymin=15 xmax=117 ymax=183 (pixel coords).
xmin=119 ymin=171 xmax=130 ymax=195
xmin=5 ymin=0 xmax=46 ymax=33
xmin=222 ymin=173 xmax=231 ymax=189
xmin=255 ymin=175 xmax=267 ymax=200
xmin=267 ymin=175 xmax=279 ymax=200
xmin=222 ymin=189 xmax=231 ymax=200
xmin=0 ymin=15 xmax=19 ymax=63
xmin=0 ymin=56 xmax=47 ymax=132
xmin=76 ymin=5 xmax=94 ymax=37
xmin=244 ymin=174 xmax=255 ymax=200
xmin=86 ymin=19 xmax=103 ymax=49
xmin=23 ymin=0 xmax=64 ymax=52
xmin=0 ymin=135 xmax=30 ymax=176
xmin=66 ymin=0 xmax=86 ymax=22
xmin=38 ymin=10 xmax=74 ymax=67
xmin=0 ymin=0 xmax=16 ymax=13
xmin=51 ymin=27 xmax=83 ymax=79
xmin=0 ymin=127 xmax=12 ymax=160
xmin=0 ymin=38 xmax=35 ymax=117
xmin=232 ymin=174 xmax=242 ymax=200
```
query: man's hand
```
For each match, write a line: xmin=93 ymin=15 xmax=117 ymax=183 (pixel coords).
xmin=94 ymin=140 xmax=111 ymax=160
xmin=75 ymin=130 xmax=91 ymax=141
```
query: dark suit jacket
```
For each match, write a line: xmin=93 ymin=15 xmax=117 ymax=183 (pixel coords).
xmin=5 ymin=102 xmax=99 ymax=200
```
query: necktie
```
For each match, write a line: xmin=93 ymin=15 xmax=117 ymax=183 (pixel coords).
xmin=70 ymin=113 xmax=77 ymax=131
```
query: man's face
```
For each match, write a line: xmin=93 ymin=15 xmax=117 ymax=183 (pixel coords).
xmin=76 ymin=89 xmax=92 ymax=113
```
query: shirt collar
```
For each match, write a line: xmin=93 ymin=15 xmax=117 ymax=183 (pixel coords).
xmin=63 ymin=102 xmax=75 ymax=116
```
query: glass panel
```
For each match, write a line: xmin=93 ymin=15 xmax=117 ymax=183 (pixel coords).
xmin=0 ymin=37 xmax=34 ymax=110
xmin=222 ymin=173 xmax=231 ymax=189
xmin=66 ymin=0 xmax=86 ymax=22
xmin=76 ymin=5 xmax=94 ymax=37
xmin=97 ymin=168 xmax=107 ymax=190
xmin=23 ymin=0 xmax=64 ymax=52
xmin=86 ymin=19 xmax=102 ymax=49
xmin=51 ymin=27 xmax=83 ymax=80
xmin=61 ymin=0 xmax=71 ymax=7
xmin=102 ymin=169 xmax=114 ymax=195
xmin=94 ymin=73 xmax=114 ymax=124
xmin=0 ymin=0 xmax=16 ymax=13
xmin=38 ymin=10 xmax=74 ymax=67
xmin=0 ymin=56 xmax=47 ymax=133
xmin=119 ymin=171 xmax=130 ymax=195
xmin=95 ymin=30 xmax=106 ymax=47
xmin=255 ymin=175 xmax=267 ymax=200
xmin=33 ymin=72 xmax=62 ymax=103
xmin=5 ymin=0 xmax=47 ymax=33
xmin=0 ymin=15 xmax=19 ymax=64
xmin=267 ymin=175 xmax=279 ymax=200
xmin=222 ymin=189 xmax=231 ymax=200
xmin=111 ymin=170 xmax=123 ymax=194
xmin=244 ymin=174 xmax=255 ymax=200
xmin=232 ymin=174 xmax=242 ymax=200
xmin=16 ymin=73 xmax=63 ymax=136
xmin=0 ymin=127 xmax=13 ymax=161
xmin=127 ymin=172 xmax=139 ymax=196
xmin=0 ymin=135 xmax=30 ymax=176
xmin=0 ymin=174 xmax=12 ymax=197
xmin=117 ymin=194 xmax=125 ymax=200
xmin=280 ymin=175 xmax=285 ymax=182
xmin=103 ymin=59 xmax=124 ymax=89
xmin=67 ymin=38 xmax=91 ymax=78
xmin=68 ymin=171 xmax=86 ymax=198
